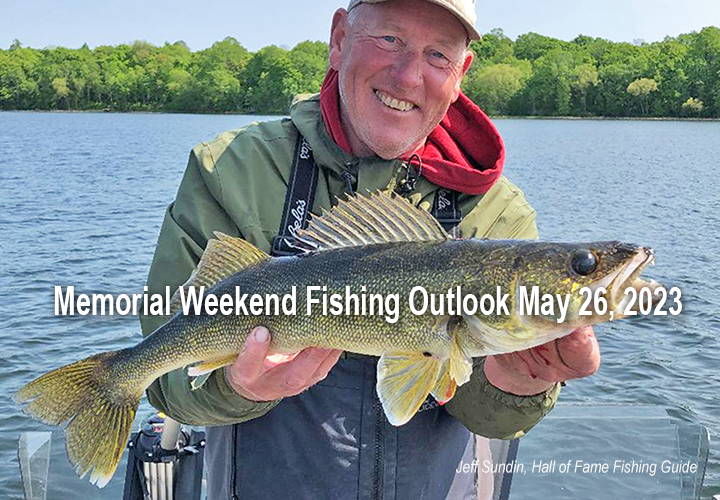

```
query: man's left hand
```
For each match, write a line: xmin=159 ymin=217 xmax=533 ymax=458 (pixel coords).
xmin=483 ymin=326 xmax=601 ymax=396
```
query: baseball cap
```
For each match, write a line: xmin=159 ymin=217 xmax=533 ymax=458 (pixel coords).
xmin=347 ymin=0 xmax=481 ymax=40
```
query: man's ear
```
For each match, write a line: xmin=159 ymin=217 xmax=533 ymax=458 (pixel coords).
xmin=451 ymin=50 xmax=474 ymax=102
xmin=461 ymin=49 xmax=474 ymax=76
xmin=329 ymin=9 xmax=349 ymax=71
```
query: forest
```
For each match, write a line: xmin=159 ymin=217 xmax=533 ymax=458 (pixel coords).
xmin=1 ymin=27 xmax=719 ymax=117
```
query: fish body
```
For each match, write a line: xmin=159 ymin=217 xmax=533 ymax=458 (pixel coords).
xmin=14 ymin=191 xmax=661 ymax=487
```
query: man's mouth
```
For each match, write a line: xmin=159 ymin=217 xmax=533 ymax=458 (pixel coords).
xmin=374 ymin=89 xmax=416 ymax=112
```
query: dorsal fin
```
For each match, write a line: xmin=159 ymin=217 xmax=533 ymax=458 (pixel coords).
xmin=167 ymin=232 xmax=270 ymax=316
xmin=295 ymin=191 xmax=450 ymax=252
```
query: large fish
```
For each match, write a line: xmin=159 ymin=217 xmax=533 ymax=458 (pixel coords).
xmin=15 ymin=191 xmax=662 ymax=487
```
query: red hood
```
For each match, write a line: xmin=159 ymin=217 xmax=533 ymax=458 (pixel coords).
xmin=320 ymin=69 xmax=504 ymax=195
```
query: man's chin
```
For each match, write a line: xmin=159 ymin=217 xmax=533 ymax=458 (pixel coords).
xmin=364 ymin=136 xmax=423 ymax=160
xmin=374 ymin=147 xmax=413 ymax=160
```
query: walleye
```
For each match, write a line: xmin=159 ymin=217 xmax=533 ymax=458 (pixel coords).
xmin=15 ymin=191 xmax=662 ymax=487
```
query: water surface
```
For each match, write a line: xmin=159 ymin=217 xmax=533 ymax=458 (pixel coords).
xmin=1 ymin=112 xmax=718 ymax=498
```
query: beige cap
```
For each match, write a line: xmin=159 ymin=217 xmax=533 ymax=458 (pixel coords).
xmin=347 ymin=0 xmax=480 ymax=40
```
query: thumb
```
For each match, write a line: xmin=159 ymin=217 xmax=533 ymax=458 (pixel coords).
xmin=234 ymin=326 xmax=271 ymax=381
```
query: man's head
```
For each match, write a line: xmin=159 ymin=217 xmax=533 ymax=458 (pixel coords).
xmin=328 ymin=0 xmax=477 ymax=159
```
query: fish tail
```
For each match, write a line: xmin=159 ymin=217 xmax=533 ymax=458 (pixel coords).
xmin=14 ymin=350 xmax=141 ymax=488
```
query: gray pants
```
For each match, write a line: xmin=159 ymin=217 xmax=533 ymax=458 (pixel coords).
xmin=204 ymin=356 xmax=481 ymax=500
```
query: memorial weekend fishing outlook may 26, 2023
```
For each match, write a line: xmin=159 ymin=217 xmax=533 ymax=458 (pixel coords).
xmin=53 ymin=282 xmax=682 ymax=324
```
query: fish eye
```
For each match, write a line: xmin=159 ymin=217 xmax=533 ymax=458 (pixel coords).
xmin=571 ymin=250 xmax=598 ymax=276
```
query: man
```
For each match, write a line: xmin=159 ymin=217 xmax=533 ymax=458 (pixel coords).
xmin=140 ymin=0 xmax=600 ymax=498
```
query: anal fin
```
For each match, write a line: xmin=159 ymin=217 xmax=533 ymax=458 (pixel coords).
xmin=377 ymin=351 xmax=442 ymax=426
xmin=188 ymin=354 xmax=237 ymax=390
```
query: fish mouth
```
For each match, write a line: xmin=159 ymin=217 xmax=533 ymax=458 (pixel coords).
xmin=589 ymin=247 xmax=664 ymax=316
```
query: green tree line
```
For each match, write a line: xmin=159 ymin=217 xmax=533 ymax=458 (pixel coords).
xmin=1 ymin=27 xmax=719 ymax=117
xmin=464 ymin=27 xmax=720 ymax=118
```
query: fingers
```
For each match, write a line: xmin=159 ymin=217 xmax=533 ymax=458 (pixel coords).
xmin=310 ymin=349 xmax=343 ymax=382
xmin=281 ymin=348 xmax=333 ymax=391
xmin=484 ymin=327 xmax=602 ymax=395
xmin=264 ymin=352 xmax=299 ymax=370
xmin=554 ymin=326 xmax=600 ymax=379
xmin=528 ymin=326 xmax=600 ymax=382
xmin=265 ymin=348 xmax=341 ymax=395
xmin=227 ymin=326 xmax=343 ymax=401
xmin=484 ymin=354 xmax=555 ymax=396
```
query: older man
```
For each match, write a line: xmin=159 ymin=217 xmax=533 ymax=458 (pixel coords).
xmin=140 ymin=0 xmax=600 ymax=498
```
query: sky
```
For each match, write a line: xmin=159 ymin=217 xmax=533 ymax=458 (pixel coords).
xmin=1 ymin=0 xmax=719 ymax=52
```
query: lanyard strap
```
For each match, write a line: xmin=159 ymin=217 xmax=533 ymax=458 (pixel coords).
xmin=432 ymin=188 xmax=462 ymax=237
xmin=272 ymin=135 xmax=461 ymax=256
xmin=270 ymin=135 xmax=318 ymax=256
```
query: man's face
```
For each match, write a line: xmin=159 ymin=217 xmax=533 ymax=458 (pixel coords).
xmin=329 ymin=0 xmax=473 ymax=159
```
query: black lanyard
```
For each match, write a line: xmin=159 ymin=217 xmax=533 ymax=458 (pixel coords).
xmin=271 ymin=134 xmax=461 ymax=257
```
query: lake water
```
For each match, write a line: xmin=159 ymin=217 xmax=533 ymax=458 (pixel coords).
xmin=0 ymin=112 xmax=718 ymax=499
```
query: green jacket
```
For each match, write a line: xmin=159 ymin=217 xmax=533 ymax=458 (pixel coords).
xmin=140 ymin=93 xmax=560 ymax=437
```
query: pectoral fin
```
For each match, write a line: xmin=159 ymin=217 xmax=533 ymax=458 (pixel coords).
xmin=188 ymin=354 xmax=237 ymax=390
xmin=377 ymin=351 xmax=442 ymax=426
xmin=449 ymin=331 xmax=473 ymax=387
xmin=430 ymin=331 xmax=473 ymax=405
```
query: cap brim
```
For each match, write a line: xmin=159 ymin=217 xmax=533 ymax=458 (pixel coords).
xmin=348 ymin=0 xmax=481 ymax=40
xmin=419 ymin=0 xmax=481 ymax=40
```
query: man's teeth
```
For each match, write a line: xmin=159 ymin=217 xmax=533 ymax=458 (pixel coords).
xmin=375 ymin=90 xmax=415 ymax=111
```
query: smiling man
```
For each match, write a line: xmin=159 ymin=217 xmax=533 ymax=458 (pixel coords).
xmin=334 ymin=0 xmax=474 ymax=159
xmin=141 ymin=0 xmax=600 ymax=498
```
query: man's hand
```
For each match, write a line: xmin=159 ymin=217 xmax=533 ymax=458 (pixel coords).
xmin=226 ymin=326 xmax=343 ymax=402
xmin=484 ymin=326 xmax=601 ymax=396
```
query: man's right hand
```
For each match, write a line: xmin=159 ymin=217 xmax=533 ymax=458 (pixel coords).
xmin=226 ymin=326 xmax=343 ymax=402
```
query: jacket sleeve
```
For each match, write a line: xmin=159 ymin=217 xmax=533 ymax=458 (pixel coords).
xmin=444 ymin=179 xmax=562 ymax=438
xmin=139 ymin=147 xmax=280 ymax=426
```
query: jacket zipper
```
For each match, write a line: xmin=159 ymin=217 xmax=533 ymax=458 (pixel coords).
xmin=398 ymin=155 xmax=422 ymax=196
xmin=231 ymin=424 xmax=239 ymax=500
xmin=392 ymin=161 xmax=410 ymax=195
xmin=341 ymin=170 xmax=356 ymax=195
xmin=372 ymin=397 xmax=385 ymax=499
xmin=341 ymin=161 xmax=358 ymax=196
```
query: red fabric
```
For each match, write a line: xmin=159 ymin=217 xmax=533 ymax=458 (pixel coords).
xmin=319 ymin=69 xmax=504 ymax=195
xmin=320 ymin=70 xmax=354 ymax=154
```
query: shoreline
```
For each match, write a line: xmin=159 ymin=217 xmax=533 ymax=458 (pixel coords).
xmin=491 ymin=115 xmax=720 ymax=122
xmin=1 ymin=108 xmax=718 ymax=122
xmin=0 ymin=108 xmax=287 ymax=117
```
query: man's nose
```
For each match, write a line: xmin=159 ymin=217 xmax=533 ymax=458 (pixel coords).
xmin=392 ymin=51 xmax=423 ymax=90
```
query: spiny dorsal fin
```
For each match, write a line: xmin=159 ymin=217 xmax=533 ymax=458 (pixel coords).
xmin=296 ymin=191 xmax=450 ymax=252
xmin=167 ymin=232 xmax=269 ymax=316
